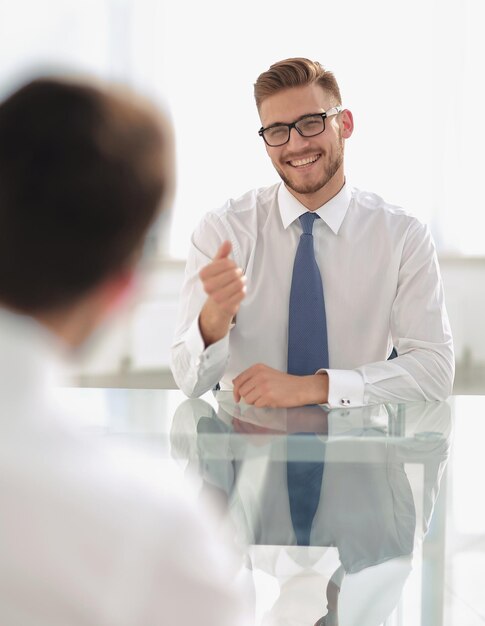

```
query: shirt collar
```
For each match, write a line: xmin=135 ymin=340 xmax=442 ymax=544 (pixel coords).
xmin=0 ymin=306 xmax=66 ymax=398
xmin=278 ymin=181 xmax=352 ymax=234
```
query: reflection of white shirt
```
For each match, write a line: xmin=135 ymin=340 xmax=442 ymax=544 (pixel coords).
xmin=171 ymin=398 xmax=451 ymax=559
xmin=0 ymin=308 xmax=249 ymax=626
xmin=171 ymin=182 xmax=454 ymax=407
xmin=171 ymin=398 xmax=451 ymax=626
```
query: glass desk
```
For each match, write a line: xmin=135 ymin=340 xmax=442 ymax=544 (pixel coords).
xmin=57 ymin=388 xmax=484 ymax=626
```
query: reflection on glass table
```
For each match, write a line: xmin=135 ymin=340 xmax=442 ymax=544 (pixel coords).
xmin=171 ymin=394 xmax=452 ymax=626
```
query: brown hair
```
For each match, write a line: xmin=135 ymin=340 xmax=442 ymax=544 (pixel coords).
xmin=254 ymin=58 xmax=342 ymax=109
xmin=0 ymin=77 xmax=172 ymax=312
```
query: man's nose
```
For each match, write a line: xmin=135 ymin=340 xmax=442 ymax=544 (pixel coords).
xmin=287 ymin=127 xmax=311 ymax=148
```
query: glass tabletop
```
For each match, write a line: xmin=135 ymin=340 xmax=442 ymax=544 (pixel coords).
xmin=57 ymin=388 xmax=483 ymax=626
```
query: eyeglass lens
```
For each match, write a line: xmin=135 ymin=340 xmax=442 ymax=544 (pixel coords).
xmin=263 ymin=114 xmax=325 ymax=146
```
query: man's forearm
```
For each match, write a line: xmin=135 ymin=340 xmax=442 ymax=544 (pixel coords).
xmin=232 ymin=365 xmax=329 ymax=408
xmin=199 ymin=299 xmax=233 ymax=348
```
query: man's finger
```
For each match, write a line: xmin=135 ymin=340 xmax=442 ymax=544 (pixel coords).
xmin=199 ymin=258 xmax=238 ymax=283
xmin=241 ymin=387 xmax=263 ymax=406
xmin=214 ymin=240 xmax=232 ymax=260
xmin=233 ymin=367 xmax=253 ymax=391
xmin=202 ymin=267 xmax=244 ymax=294
xmin=233 ymin=366 xmax=257 ymax=402
xmin=208 ymin=275 xmax=246 ymax=302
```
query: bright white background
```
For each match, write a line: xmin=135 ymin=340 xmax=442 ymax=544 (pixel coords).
xmin=0 ymin=0 xmax=484 ymax=258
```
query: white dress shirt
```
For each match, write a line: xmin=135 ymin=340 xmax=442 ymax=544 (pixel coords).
xmin=0 ymin=308 xmax=249 ymax=626
xmin=171 ymin=182 xmax=454 ymax=407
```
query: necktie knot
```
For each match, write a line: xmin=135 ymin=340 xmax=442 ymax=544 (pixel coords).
xmin=299 ymin=212 xmax=319 ymax=235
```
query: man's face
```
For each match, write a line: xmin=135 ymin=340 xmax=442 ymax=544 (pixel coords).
xmin=259 ymin=84 xmax=350 ymax=205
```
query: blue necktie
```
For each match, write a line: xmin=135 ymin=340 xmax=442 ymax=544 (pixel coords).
xmin=288 ymin=212 xmax=329 ymax=374
xmin=286 ymin=212 xmax=327 ymax=545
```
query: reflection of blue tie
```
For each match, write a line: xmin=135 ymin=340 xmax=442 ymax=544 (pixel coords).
xmin=287 ymin=213 xmax=327 ymax=545
xmin=288 ymin=212 xmax=329 ymax=375
xmin=287 ymin=432 xmax=325 ymax=546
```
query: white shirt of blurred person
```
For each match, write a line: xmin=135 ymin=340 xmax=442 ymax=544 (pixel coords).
xmin=171 ymin=58 xmax=454 ymax=409
xmin=0 ymin=78 xmax=250 ymax=626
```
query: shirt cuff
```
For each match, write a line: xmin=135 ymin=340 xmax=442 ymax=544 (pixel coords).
xmin=185 ymin=315 xmax=230 ymax=369
xmin=317 ymin=368 xmax=365 ymax=408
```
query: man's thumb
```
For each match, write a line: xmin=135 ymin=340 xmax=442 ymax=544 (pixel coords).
xmin=214 ymin=240 xmax=232 ymax=260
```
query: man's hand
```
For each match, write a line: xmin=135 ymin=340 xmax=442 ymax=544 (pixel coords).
xmin=198 ymin=241 xmax=246 ymax=347
xmin=232 ymin=364 xmax=329 ymax=408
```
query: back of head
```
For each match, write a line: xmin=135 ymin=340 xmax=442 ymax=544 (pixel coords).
xmin=0 ymin=77 xmax=171 ymax=313
xmin=254 ymin=57 xmax=342 ymax=109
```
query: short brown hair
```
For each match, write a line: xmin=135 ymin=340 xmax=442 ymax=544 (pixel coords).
xmin=254 ymin=58 xmax=342 ymax=109
xmin=0 ymin=77 xmax=172 ymax=312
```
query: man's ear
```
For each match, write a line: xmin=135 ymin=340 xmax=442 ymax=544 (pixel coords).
xmin=341 ymin=109 xmax=354 ymax=139
xmin=96 ymin=269 xmax=137 ymax=317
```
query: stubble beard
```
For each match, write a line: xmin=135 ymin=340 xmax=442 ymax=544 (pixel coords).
xmin=275 ymin=136 xmax=344 ymax=196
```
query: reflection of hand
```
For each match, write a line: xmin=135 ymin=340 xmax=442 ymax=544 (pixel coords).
xmin=231 ymin=417 xmax=282 ymax=447
xmin=232 ymin=416 xmax=283 ymax=435
xmin=286 ymin=406 xmax=329 ymax=434
xmin=232 ymin=364 xmax=328 ymax=407
xmin=233 ymin=405 xmax=329 ymax=434
xmin=198 ymin=241 xmax=246 ymax=346
xmin=232 ymin=404 xmax=288 ymax=431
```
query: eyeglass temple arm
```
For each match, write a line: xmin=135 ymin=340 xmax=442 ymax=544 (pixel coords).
xmin=326 ymin=105 xmax=343 ymax=116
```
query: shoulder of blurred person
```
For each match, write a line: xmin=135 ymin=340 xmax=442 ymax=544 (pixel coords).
xmin=0 ymin=298 xmax=250 ymax=626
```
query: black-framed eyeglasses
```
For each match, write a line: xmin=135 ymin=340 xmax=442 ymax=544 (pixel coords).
xmin=258 ymin=106 xmax=343 ymax=147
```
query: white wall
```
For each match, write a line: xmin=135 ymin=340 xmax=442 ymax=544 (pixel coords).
xmin=439 ymin=258 xmax=485 ymax=365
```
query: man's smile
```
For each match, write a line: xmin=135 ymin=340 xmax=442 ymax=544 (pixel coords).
xmin=287 ymin=153 xmax=321 ymax=168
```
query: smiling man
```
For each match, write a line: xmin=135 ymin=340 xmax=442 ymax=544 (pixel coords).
xmin=171 ymin=57 xmax=454 ymax=408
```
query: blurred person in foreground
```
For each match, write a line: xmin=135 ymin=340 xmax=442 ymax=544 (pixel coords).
xmin=171 ymin=57 xmax=454 ymax=408
xmin=0 ymin=77 xmax=249 ymax=625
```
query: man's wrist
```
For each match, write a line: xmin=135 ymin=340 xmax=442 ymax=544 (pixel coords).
xmin=199 ymin=302 xmax=232 ymax=348
xmin=300 ymin=372 xmax=328 ymax=405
